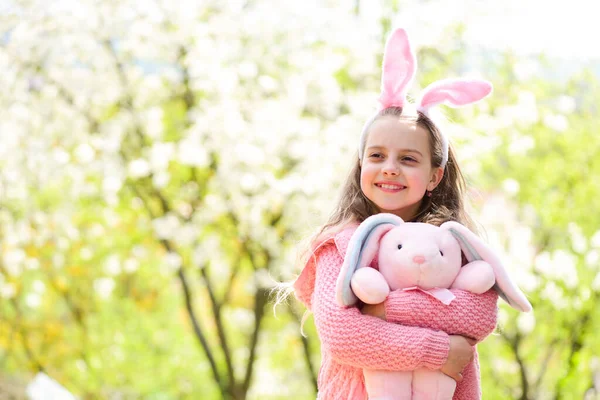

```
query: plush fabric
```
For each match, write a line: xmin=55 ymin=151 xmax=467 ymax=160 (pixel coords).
xmin=294 ymin=226 xmax=499 ymax=400
xmin=417 ymin=79 xmax=493 ymax=111
xmin=378 ymin=28 xmax=415 ymax=110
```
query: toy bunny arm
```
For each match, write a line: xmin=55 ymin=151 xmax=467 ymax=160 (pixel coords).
xmin=350 ymin=267 xmax=390 ymax=304
xmin=442 ymin=221 xmax=533 ymax=312
xmin=384 ymin=289 xmax=498 ymax=342
xmin=312 ymin=242 xmax=450 ymax=370
xmin=450 ymin=260 xmax=495 ymax=294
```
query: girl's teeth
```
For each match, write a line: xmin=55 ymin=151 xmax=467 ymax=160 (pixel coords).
xmin=381 ymin=184 xmax=401 ymax=189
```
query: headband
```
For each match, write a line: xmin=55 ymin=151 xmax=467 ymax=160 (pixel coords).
xmin=358 ymin=28 xmax=493 ymax=167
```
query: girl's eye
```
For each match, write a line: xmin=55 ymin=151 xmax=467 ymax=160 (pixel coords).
xmin=369 ymin=153 xmax=383 ymax=159
xmin=402 ymin=156 xmax=417 ymax=163
xmin=397 ymin=244 xmax=403 ymax=250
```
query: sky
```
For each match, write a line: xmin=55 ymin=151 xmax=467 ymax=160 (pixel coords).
xmin=364 ymin=0 xmax=600 ymax=62
xmin=1 ymin=0 xmax=598 ymax=62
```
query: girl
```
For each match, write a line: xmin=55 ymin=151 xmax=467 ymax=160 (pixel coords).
xmin=293 ymin=29 xmax=498 ymax=399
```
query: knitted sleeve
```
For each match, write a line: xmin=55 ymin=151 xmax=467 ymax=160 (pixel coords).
xmin=311 ymin=241 xmax=450 ymax=371
xmin=384 ymin=289 xmax=498 ymax=342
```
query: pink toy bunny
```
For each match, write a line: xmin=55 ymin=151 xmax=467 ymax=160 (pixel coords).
xmin=336 ymin=213 xmax=532 ymax=400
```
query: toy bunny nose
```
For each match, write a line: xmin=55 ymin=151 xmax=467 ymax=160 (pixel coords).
xmin=413 ymin=256 xmax=425 ymax=264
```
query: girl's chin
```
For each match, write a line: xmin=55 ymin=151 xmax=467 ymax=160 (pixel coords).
xmin=376 ymin=204 xmax=420 ymax=219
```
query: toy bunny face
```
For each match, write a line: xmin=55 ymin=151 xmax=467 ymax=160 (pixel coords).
xmin=378 ymin=223 xmax=463 ymax=290
xmin=336 ymin=213 xmax=532 ymax=312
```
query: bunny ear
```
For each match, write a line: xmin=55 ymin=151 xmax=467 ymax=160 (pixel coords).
xmin=417 ymin=79 xmax=492 ymax=113
xmin=441 ymin=221 xmax=532 ymax=312
xmin=378 ymin=28 xmax=417 ymax=109
xmin=336 ymin=213 xmax=404 ymax=307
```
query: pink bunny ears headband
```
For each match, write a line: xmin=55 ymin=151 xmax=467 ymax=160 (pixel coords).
xmin=358 ymin=28 xmax=493 ymax=167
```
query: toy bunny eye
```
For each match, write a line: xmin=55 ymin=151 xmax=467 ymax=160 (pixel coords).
xmin=440 ymin=250 xmax=444 ymax=256
xmin=397 ymin=244 xmax=403 ymax=250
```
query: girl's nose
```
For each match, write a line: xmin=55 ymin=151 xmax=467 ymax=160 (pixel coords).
xmin=382 ymin=161 xmax=399 ymax=175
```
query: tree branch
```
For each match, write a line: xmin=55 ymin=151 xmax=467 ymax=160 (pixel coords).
xmin=126 ymin=181 xmax=225 ymax=393
xmin=243 ymin=287 xmax=268 ymax=394
xmin=533 ymin=337 xmax=560 ymax=394
xmin=554 ymin=294 xmax=597 ymax=399
xmin=170 ymin=242 xmax=225 ymax=393
xmin=501 ymin=330 xmax=530 ymax=400
xmin=176 ymin=46 xmax=196 ymax=111
xmin=200 ymin=264 xmax=236 ymax=389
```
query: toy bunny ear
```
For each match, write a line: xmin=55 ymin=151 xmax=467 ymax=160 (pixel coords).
xmin=378 ymin=28 xmax=417 ymax=109
xmin=336 ymin=213 xmax=404 ymax=307
xmin=417 ymin=78 xmax=492 ymax=113
xmin=441 ymin=221 xmax=532 ymax=312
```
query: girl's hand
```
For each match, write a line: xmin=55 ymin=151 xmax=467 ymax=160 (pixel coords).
xmin=441 ymin=335 xmax=477 ymax=382
xmin=361 ymin=302 xmax=386 ymax=320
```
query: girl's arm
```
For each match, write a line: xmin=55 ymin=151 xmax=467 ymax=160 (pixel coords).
xmin=382 ymin=289 xmax=498 ymax=342
xmin=311 ymin=242 xmax=450 ymax=371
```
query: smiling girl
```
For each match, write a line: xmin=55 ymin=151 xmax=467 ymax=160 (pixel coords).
xmin=293 ymin=28 xmax=498 ymax=399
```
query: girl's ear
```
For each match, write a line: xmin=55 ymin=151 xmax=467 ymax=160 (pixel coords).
xmin=336 ymin=213 xmax=404 ymax=307
xmin=427 ymin=167 xmax=444 ymax=191
xmin=441 ymin=221 xmax=532 ymax=312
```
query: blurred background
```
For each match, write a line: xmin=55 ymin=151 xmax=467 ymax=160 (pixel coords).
xmin=1 ymin=0 xmax=599 ymax=399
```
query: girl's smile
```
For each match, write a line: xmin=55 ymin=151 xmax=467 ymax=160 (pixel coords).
xmin=375 ymin=181 xmax=406 ymax=192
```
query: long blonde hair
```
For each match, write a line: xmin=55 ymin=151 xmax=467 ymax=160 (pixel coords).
xmin=307 ymin=106 xmax=475 ymax=251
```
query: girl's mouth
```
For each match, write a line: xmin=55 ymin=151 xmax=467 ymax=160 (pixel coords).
xmin=375 ymin=183 xmax=406 ymax=192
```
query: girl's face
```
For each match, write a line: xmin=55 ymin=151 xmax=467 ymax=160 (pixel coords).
xmin=360 ymin=116 xmax=443 ymax=221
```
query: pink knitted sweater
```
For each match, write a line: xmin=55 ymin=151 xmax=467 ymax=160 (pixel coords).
xmin=294 ymin=226 xmax=498 ymax=400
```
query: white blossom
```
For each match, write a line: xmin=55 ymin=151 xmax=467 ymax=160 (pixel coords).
xmin=150 ymin=142 xmax=175 ymax=172
xmin=26 ymin=258 xmax=40 ymax=270
xmin=516 ymin=312 xmax=536 ymax=334
xmin=94 ymin=278 xmax=115 ymax=299
xmin=585 ymin=250 xmax=599 ymax=269
xmin=0 ymin=283 xmax=16 ymax=299
xmin=74 ymin=143 xmax=95 ymax=164
xmin=104 ymin=255 xmax=122 ymax=276
xmin=164 ymin=252 xmax=182 ymax=272
xmin=568 ymin=223 xmax=587 ymax=254
xmin=123 ymin=258 xmax=139 ymax=273
xmin=25 ymin=293 xmax=42 ymax=309
xmin=128 ymin=159 xmax=151 ymax=178
xmin=556 ymin=95 xmax=576 ymax=114
xmin=152 ymin=214 xmax=180 ymax=240
xmin=502 ymin=179 xmax=520 ymax=195
xmin=32 ymin=280 xmax=46 ymax=294
xmin=590 ymin=230 xmax=600 ymax=248
xmin=174 ymin=223 xmax=199 ymax=246
xmin=3 ymin=248 xmax=26 ymax=276
xmin=177 ymin=141 xmax=209 ymax=168
xmin=508 ymin=134 xmax=535 ymax=155
xmin=535 ymin=250 xmax=579 ymax=289
xmin=543 ymin=113 xmax=569 ymax=132
xmin=103 ymin=175 xmax=123 ymax=193
xmin=152 ymin=171 xmax=170 ymax=189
